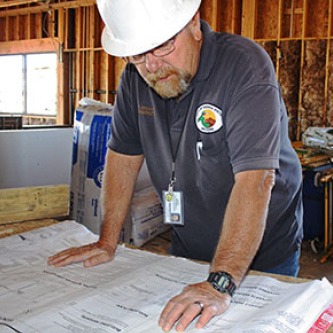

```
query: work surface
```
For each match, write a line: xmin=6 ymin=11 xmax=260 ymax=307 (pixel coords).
xmin=1 ymin=221 xmax=333 ymax=333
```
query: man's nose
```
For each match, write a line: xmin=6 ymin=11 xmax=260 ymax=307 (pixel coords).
xmin=145 ymin=53 xmax=163 ymax=73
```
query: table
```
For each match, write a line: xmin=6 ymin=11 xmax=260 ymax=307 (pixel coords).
xmin=1 ymin=219 xmax=332 ymax=333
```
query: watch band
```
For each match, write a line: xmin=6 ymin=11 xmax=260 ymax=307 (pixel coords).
xmin=207 ymin=271 xmax=237 ymax=297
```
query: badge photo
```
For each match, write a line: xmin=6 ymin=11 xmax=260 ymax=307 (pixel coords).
xmin=195 ymin=104 xmax=223 ymax=133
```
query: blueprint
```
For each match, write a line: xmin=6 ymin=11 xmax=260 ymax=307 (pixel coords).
xmin=0 ymin=220 xmax=332 ymax=333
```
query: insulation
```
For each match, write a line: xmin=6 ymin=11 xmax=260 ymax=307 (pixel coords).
xmin=279 ymin=40 xmax=301 ymax=141
xmin=300 ymin=40 xmax=327 ymax=135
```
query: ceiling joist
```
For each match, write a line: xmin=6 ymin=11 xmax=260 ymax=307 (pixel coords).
xmin=0 ymin=0 xmax=95 ymax=15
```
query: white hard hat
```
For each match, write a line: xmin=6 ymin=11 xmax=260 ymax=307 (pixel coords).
xmin=97 ymin=0 xmax=202 ymax=57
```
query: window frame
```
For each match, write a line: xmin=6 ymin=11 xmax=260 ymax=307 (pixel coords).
xmin=0 ymin=38 xmax=65 ymax=125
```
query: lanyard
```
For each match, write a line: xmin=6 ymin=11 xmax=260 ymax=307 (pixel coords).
xmin=165 ymin=101 xmax=190 ymax=194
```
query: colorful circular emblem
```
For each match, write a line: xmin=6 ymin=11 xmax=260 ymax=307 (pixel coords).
xmin=195 ymin=104 xmax=223 ymax=133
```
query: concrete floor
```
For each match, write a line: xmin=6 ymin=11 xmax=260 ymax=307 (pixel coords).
xmin=298 ymin=240 xmax=333 ymax=283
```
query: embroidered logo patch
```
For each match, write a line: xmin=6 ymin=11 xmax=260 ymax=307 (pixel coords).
xmin=195 ymin=104 xmax=223 ymax=133
xmin=138 ymin=105 xmax=155 ymax=116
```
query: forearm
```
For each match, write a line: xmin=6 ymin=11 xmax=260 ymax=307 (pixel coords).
xmin=99 ymin=149 xmax=144 ymax=249
xmin=210 ymin=169 xmax=275 ymax=286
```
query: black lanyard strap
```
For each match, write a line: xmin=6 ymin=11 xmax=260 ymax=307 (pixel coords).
xmin=165 ymin=101 xmax=190 ymax=190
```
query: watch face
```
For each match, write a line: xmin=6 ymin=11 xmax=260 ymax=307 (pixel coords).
xmin=218 ymin=278 xmax=230 ymax=289
xmin=208 ymin=272 xmax=236 ymax=296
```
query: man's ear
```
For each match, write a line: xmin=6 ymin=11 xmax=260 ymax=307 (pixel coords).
xmin=191 ymin=11 xmax=202 ymax=41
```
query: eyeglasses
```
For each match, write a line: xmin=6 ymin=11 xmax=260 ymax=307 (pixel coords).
xmin=124 ymin=34 xmax=178 ymax=65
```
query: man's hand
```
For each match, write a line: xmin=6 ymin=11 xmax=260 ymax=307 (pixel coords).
xmin=47 ymin=241 xmax=116 ymax=267
xmin=158 ymin=281 xmax=231 ymax=332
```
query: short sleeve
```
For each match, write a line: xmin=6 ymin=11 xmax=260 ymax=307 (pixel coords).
xmin=108 ymin=67 xmax=143 ymax=156
xmin=226 ymin=84 xmax=281 ymax=174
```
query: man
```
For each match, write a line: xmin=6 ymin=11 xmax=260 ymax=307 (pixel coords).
xmin=48 ymin=0 xmax=303 ymax=331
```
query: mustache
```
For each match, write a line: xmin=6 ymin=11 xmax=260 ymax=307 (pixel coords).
xmin=145 ymin=67 xmax=178 ymax=85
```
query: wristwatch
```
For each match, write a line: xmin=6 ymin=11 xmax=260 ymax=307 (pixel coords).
xmin=207 ymin=271 xmax=237 ymax=297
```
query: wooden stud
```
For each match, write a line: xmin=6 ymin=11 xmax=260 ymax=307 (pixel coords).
xmin=0 ymin=17 xmax=6 ymax=41
xmin=5 ymin=15 xmax=9 ymax=41
xmin=57 ymin=9 xmax=65 ymax=125
xmin=75 ymin=7 xmax=82 ymax=103
xmin=231 ymin=0 xmax=242 ymax=34
xmin=276 ymin=0 xmax=282 ymax=78
xmin=241 ymin=0 xmax=257 ymax=39
xmin=14 ymin=14 xmax=19 ymax=40
xmin=295 ymin=0 xmax=306 ymax=141
xmin=27 ymin=10 xmax=31 ymax=39
xmin=211 ymin=0 xmax=218 ymax=32
xmin=35 ymin=12 xmax=42 ymax=39
xmin=90 ymin=6 xmax=96 ymax=100
xmin=324 ymin=0 xmax=332 ymax=127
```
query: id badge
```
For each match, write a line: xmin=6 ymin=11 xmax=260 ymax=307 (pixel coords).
xmin=162 ymin=190 xmax=184 ymax=225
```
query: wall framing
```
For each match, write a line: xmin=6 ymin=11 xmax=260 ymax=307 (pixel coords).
xmin=0 ymin=0 xmax=332 ymax=141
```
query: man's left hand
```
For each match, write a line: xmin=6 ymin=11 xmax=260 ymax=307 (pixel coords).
xmin=158 ymin=281 xmax=231 ymax=331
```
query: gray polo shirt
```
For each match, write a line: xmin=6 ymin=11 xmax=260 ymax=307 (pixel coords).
xmin=108 ymin=21 xmax=303 ymax=271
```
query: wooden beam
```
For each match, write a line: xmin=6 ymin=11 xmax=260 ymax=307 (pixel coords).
xmin=0 ymin=0 xmax=40 ymax=9
xmin=0 ymin=37 xmax=60 ymax=54
xmin=0 ymin=185 xmax=69 ymax=224
xmin=0 ymin=0 xmax=96 ymax=17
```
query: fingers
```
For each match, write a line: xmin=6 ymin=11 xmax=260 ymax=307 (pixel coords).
xmin=47 ymin=243 xmax=114 ymax=267
xmin=47 ymin=247 xmax=80 ymax=266
xmin=159 ymin=282 xmax=231 ymax=332
xmin=159 ymin=300 xmax=201 ymax=332
xmin=159 ymin=299 xmax=217 ymax=332
xmin=195 ymin=305 xmax=218 ymax=329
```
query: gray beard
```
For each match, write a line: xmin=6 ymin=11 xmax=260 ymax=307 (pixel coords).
xmin=151 ymin=78 xmax=190 ymax=99
xmin=144 ymin=68 xmax=192 ymax=99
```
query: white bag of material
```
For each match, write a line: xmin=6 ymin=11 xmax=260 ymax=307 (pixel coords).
xmin=69 ymin=98 xmax=113 ymax=234
xmin=129 ymin=186 xmax=170 ymax=247
xmin=70 ymin=98 xmax=164 ymax=245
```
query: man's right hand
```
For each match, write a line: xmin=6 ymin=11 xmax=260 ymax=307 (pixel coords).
xmin=47 ymin=241 xmax=116 ymax=267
